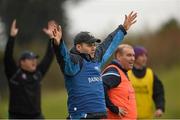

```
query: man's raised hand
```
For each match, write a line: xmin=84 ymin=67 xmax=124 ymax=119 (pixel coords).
xmin=10 ymin=19 xmax=19 ymax=37
xmin=52 ymin=25 xmax=62 ymax=45
xmin=43 ymin=20 xmax=62 ymax=45
xmin=123 ymin=11 xmax=137 ymax=31
xmin=43 ymin=20 xmax=57 ymax=39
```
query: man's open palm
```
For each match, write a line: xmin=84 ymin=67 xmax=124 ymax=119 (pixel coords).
xmin=123 ymin=11 xmax=137 ymax=31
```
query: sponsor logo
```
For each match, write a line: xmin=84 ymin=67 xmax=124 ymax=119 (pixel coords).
xmin=88 ymin=77 xmax=102 ymax=83
xmin=133 ymin=85 xmax=149 ymax=94
xmin=74 ymin=107 xmax=77 ymax=111
xmin=22 ymin=73 xmax=27 ymax=79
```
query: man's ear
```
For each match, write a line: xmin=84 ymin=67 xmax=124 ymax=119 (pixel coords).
xmin=19 ymin=59 xmax=26 ymax=67
xmin=76 ymin=44 xmax=81 ymax=51
xmin=116 ymin=52 xmax=123 ymax=61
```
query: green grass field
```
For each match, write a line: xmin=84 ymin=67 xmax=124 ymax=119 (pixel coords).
xmin=41 ymin=90 xmax=68 ymax=118
xmin=157 ymin=66 xmax=180 ymax=118
xmin=0 ymin=90 xmax=68 ymax=119
xmin=0 ymin=66 xmax=180 ymax=119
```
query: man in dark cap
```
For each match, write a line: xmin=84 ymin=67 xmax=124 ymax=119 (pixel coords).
xmin=128 ymin=46 xmax=165 ymax=119
xmin=47 ymin=11 xmax=137 ymax=119
xmin=4 ymin=19 xmax=54 ymax=119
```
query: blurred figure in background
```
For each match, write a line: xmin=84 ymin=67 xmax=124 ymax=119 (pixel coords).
xmin=102 ymin=44 xmax=137 ymax=119
xmin=128 ymin=46 xmax=165 ymax=119
xmin=46 ymin=12 xmax=137 ymax=119
xmin=3 ymin=19 xmax=54 ymax=119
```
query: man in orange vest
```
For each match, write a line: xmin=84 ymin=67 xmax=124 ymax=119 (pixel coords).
xmin=128 ymin=46 xmax=165 ymax=118
xmin=102 ymin=44 xmax=137 ymax=119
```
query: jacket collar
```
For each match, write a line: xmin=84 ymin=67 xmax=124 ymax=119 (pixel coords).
xmin=111 ymin=59 xmax=127 ymax=74
xmin=70 ymin=46 xmax=93 ymax=61
xmin=132 ymin=66 xmax=147 ymax=78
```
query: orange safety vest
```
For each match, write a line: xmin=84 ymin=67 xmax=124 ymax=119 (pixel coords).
xmin=103 ymin=64 xmax=137 ymax=119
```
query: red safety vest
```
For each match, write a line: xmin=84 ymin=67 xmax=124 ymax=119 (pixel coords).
xmin=103 ymin=64 xmax=137 ymax=119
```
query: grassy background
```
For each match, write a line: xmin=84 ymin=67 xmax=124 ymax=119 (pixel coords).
xmin=0 ymin=90 xmax=68 ymax=119
xmin=157 ymin=65 xmax=180 ymax=118
xmin=0 ymin=66 xmax=180 ymax=119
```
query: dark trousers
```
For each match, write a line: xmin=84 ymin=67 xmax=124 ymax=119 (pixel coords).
xmin=82 ymin=112 xmax=107 ymax=119
xmin=9 ymin=113 xmax=44 ymax=119
xmin=67 ymin=112 xmax=107 ymax=119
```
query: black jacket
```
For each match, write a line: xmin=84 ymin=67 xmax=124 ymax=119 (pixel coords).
xmin=4 ymin=36 xmax=54 ymax=116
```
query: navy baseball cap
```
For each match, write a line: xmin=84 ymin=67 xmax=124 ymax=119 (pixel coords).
xmin=73 ymin=32 xmax=101 ymax=45
xmin=19 ymin=51 xmax=39 ymax=60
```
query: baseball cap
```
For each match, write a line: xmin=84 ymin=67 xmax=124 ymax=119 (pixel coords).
xmin=19 ymin=51 xmax=39 ymax=60
xmin=73 ymin=32 xmax=101 ymax=45
xmin=133 ymin=46 xmax=148 ymax=58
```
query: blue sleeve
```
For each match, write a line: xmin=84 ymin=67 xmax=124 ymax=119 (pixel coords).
xmin=54 ymin=40 xmax=81 ymax=76
xmin=95 ymin=25 xmax=126 ymax=67
xmin=100 ymin=30 xmax=125 ymax=67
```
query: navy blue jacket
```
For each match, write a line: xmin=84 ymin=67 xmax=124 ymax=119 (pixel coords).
xmin=53 ymin=25 xmax=127 ymax=116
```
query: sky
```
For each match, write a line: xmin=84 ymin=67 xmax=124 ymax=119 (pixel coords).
xmin=65 ymin=0 xmax=180 ymax=36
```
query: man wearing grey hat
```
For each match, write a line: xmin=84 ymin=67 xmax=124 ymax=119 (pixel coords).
xmin=4 ymin=19 xmax=54 ymax=119
xmin=47 ymin=11 xmax=137 ymax=119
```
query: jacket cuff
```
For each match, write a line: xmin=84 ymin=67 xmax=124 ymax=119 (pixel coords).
xmin=108 ymin=105 xmax=119 ymax=114
xmin=156 ymin=106 xmax=165 ymax=112
xmin=119 ymin=25 xmax=127 ymax=35
xmin=52 ymin=39 xmax=60 ymax=53
xmin=9 ymin=36 xmax=15 ymax=41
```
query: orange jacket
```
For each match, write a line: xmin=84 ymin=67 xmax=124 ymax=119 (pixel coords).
xmin=103 ymin=64 xmax=137 ymax=119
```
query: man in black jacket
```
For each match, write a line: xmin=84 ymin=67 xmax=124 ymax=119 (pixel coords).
xmin=127 ymin=46 xmax=165 ymax=118
xmin=4 ymin=19 xmax=54 ymax=119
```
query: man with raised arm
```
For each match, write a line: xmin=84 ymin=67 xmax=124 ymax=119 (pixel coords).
xmin=47 ymin=11 xmax=137 ymax=119
xmin=4 ymin=19 xmax=54 ymax=119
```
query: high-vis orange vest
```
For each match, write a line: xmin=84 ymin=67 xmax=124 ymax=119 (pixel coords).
xmin=128 ymin=68 xmax=154 ymax=118
xmin=103 ymin=64 xmax=137 ymax=119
